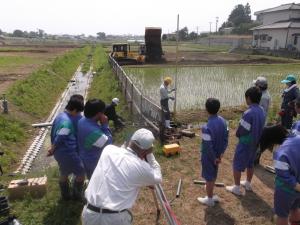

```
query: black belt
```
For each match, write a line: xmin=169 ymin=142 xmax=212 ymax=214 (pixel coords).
xmin=87 ymin=203 xmax=126 ymax=214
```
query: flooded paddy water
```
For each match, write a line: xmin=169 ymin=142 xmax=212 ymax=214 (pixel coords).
xmin=125 ymin=64 xmax=300 ymax=111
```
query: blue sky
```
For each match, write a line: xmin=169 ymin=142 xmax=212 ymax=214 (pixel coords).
xmin=0 ymin=0 xmax=296 ymax=35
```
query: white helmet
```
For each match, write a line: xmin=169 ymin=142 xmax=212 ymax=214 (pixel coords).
xmin=112 ymin=98 xmax=120 ymax=105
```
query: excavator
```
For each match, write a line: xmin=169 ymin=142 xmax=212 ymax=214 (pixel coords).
xmin=111 ymin=43 xmax=146 ymax=65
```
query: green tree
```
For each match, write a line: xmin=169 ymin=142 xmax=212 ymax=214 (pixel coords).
xmin=97 ymin=32 xmax=106 ymax=40
xmin=178 ymin=27 xmax=188 ymax=41
xmin=12 ymin=29 xmax=24 ymax=37
xmin=189 ymin=31 xmax=198 ymax=40
xmin=228 ymin=3 xmax=251 ymax=26
xmin=162 ymin=34 xmax=167 ymax=41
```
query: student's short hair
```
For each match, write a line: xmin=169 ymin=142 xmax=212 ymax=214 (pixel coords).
xmin=245 ymin=87 xmax=262 ymax=104
xmin=84 ymin=99 xmax=106 ymax=118
xmin=205 ymin=98 xmax=220 ymax=115
xmin=65 ymin=94 xmax=84 ymax=112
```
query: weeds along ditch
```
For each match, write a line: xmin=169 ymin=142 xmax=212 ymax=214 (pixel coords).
xmin=125 ymin=64 xmax=300 ymax=111
xmin=0 ymin=46 xmax=91 ymax=172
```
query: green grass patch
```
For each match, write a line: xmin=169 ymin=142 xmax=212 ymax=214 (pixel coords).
xmin=0 ymin=56 xmax=37 ymax=68
xmin=7 ymin=46 xmax=91 ymax=118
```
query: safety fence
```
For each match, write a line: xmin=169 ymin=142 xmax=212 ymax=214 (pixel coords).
xmin=109 ymin=55 xmax=163 ymax=134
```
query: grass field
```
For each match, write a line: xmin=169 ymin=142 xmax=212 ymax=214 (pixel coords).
xmin=0 ymin=43 xmax=293 ymax=225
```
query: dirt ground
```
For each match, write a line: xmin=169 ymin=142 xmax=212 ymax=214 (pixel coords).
xmin=164 ymin=51 xmax=298 ymax=65
xmin=0 ymin=46 xmax=72 ymax=95
xmin=132 ymin=126 xmax=275 ymax=225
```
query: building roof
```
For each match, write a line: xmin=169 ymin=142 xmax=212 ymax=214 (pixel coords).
xmin=254 ymin=3 xmax=300 ymax=15
xmin=250 ymin=21 xmax=300 ymax=30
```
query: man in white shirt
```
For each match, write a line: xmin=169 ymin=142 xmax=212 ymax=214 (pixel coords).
xmin=81 ymin=128 xmax=162 ymax=225
xmin=160 ymin=77 xmax=175 ymax=129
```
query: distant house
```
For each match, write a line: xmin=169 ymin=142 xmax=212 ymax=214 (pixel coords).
xmin=251 ymin=3 xmax=300 ymax=51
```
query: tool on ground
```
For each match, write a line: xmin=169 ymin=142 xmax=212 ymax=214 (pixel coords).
xmin=151 ymin=188 xmax=161 ymax=225
xmin=170 ymin=179 xmax=182 ymax=204
xmin=163 ymin=143 xmax=181 ymax=157
xmin=31 ymin=122 xmax=53 ymax=128
xmin=265 ymin=165 xmax=275 ymax=174
xmin=154 ymin=184 xmax=181 ymax=225
xmin=193 ymin=180 xmax=225 ymax=187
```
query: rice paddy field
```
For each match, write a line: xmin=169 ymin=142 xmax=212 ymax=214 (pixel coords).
xmin=125 ymin=64 xmax=300 ymax=110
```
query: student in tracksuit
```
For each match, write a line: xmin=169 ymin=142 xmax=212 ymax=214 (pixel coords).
xmin=78 ymin=99 xmax=113 ymax=179
xmin=160 ymin=76 xmax=176 ymax=129
xmin=226 ymin=87 xmax=265 ymax=195
xmin=197 ymin=98 xmax=228 ymax=207
xmin=48 ymin=94 xmax=85 ymax=200
xmin=279 ymin=74 xmax=300 ymax=129
xmin=259 ymin=125 xmax=300 ymax=225
xmin=291 ymin=97 xmax=300 ymax=135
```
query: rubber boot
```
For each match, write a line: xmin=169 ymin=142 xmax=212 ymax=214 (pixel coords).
xmin=59 ymin=181 xmax=70 ymax=201
xmin=73 ymin=181 xmax=84 ymax=201
xmin=165 ymin=120 xmax=172 ymax=129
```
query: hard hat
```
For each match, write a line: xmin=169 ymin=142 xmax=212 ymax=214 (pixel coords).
xmin=253 ymin=76 xmax=268 ymax=88
xmin=112 ymin=98 xmax=120 ymax=105
xmin=281 ymin=74 xmax=297 ymax=84
xmin=164 ymin=77 xmax=172 ymax=84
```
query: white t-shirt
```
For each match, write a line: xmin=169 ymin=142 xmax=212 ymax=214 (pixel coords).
xmin=85 ymin=145 xmax=162 ymax=211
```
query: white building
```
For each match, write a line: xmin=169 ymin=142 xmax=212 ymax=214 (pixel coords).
xmin=251 ymin=3 xmax=300 ymax=51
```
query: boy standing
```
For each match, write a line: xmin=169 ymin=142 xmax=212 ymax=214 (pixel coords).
xmin=226 ymin=87 xmax=265 ymax=195
xmin=78 ymin=99 xmax=113 ymax=179
xmin=197 ymin=98 xmax=229 ymax=206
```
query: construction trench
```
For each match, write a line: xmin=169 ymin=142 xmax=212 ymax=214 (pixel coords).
xmin=13 ymin=59 xmax=182 ymax=225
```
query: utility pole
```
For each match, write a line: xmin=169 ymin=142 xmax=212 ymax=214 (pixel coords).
xmin=174 ymin=14 xmax=179 ymax=115
xmin=216 ymin=17 xmax=219 ymax=33
xmin=209 ymin=22 xmax=212 ymax=47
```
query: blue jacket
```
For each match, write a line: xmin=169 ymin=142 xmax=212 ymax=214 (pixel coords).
xmin=281 ymin=84 xmax=299 ymax=113
xmin=274 ymin=135 xmax=300 ymax=193
xmin=292 ymin=121 xmax=300 ymax=135
xmin=201 ymin=115 xmax=229 ymax=162
xmin=51 ymin=111 xmax=81 ymax=153
xmin=77 ymin=117 xmax=113 ymax=162
xmin=236 ymin=104 xmax=265 ymax=147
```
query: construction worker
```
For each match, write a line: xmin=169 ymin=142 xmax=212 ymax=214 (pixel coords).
xmin=259 ymin=125 xmax=300 ymax=225
xmin=253 ymin=76 xmax=271 ymax=165
xmin=160 ymin=76 xmax=175 ymax=128
xmin=81 ymin=128 xmax=162 ymax=225
xmin=279 ymin=74 xmax=300 ymax=129
xmin=197 ymin=98 xmax=228 ymax=207
xmin=77 ymin=99 xmax=113 ymax=179
xmin=105 ymin=97 xmax=125 ymax=129
xmin=47 ymin=94 xmax=85 ymax=200
xmin=226 ymin=87 xmax=265 ymax=195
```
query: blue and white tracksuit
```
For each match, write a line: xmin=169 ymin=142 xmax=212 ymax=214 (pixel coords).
xmin=77 ymin=117 xmax=113 ymax=179
xmin=273 ymin=135 xmax=300 ymax=218
xmin=292 ymin=121 xmax=300 ymax=136
xmin=51 ymin=111 xmax=85 ymax=177
xmin=233 ymin=104 xmax=265 ymax=171
xmin=200 ymin=115 xmax=229 ymax=181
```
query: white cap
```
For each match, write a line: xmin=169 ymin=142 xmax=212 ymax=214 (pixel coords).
xmin=130 ymin=128 xmax=155 ymax=150
xmin=253 ymin=76 xmax=268 ymax=88
xmin=112 ymin=98 xmax=120 ymax=105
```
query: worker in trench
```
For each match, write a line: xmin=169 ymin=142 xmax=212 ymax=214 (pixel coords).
xmin=81 ymin=128 xmax=162 ymax=225
xmin=160 ymin=76 xmax=176 ymax=129
xmin=47 ymin=94 xmax=85 ymax=200
xmin=104 ymin=97 xmax=125 ymax=130
xmin=259 ymin=124 xmax=300 ymax=225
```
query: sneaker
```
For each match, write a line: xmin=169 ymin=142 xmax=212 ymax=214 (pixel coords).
xmin=197 ymin=196 xmax=215 ymax=207
xmin=240 ymin=180 xmax=252 ymax=191
xmin=225 ymin=185 xmax=243 ymax=196
xmin=212 ymin=195 xmax=220 ymax=202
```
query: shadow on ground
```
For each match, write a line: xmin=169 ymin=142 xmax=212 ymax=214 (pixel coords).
xmin=240 ymin=191 xmax=274 ymax=221
xmin=254 ymin=164 xmax=275 ymax=190
xmin=204 ymin=204 xmax=236 ymax=225
xmin=43 ymin=200 xmax=84 ymax=225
